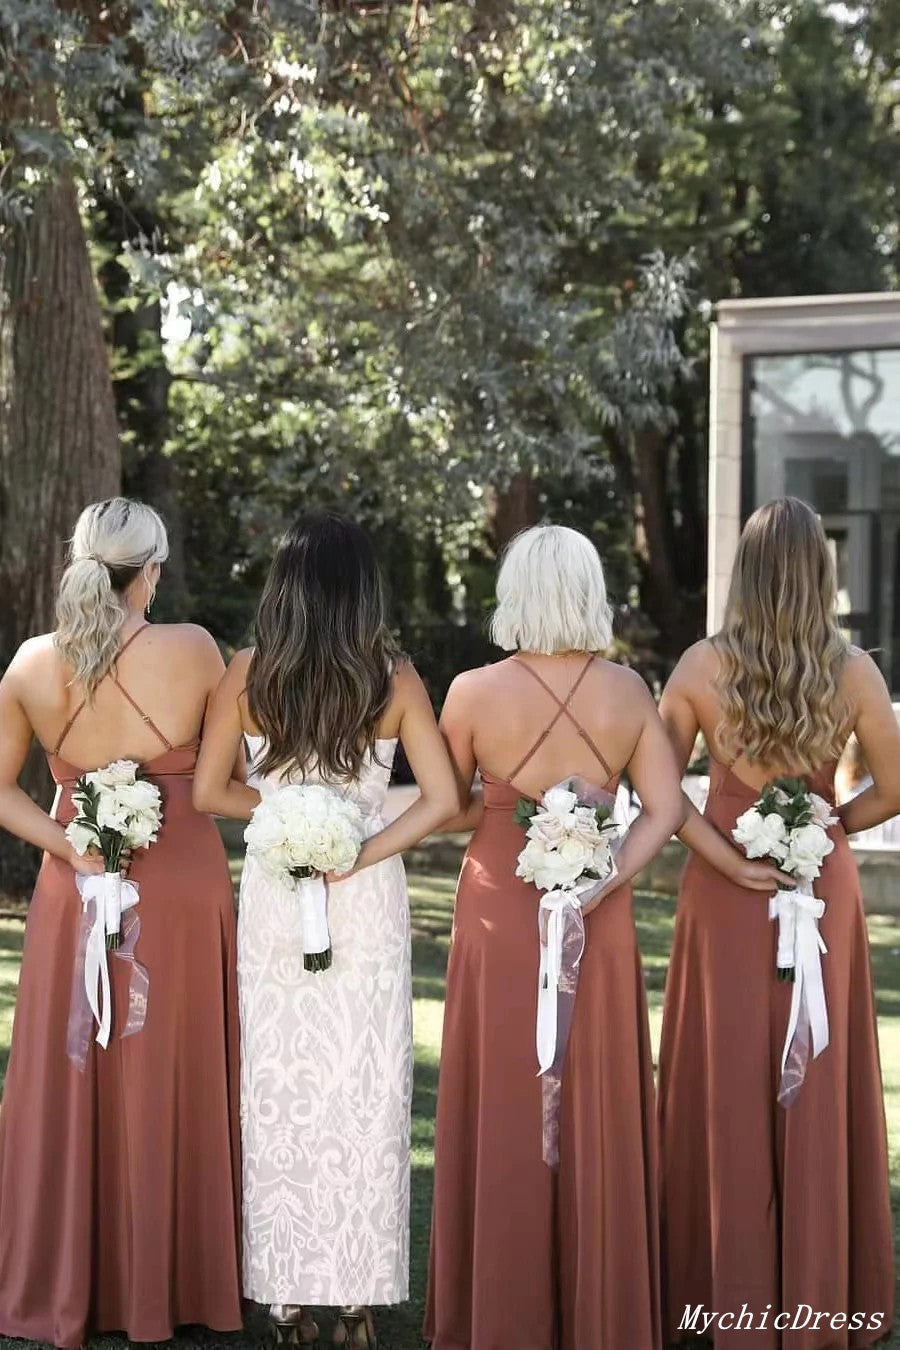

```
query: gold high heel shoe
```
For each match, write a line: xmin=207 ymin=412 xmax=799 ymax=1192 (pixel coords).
xmin=332 ymin=1306 xmax=376 ymax=1349
xmin=269 ymin=1303 xmax=320 ymax=1346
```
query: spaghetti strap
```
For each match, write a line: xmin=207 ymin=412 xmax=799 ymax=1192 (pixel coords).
xmin=52 ymin=702 xmax=87 ymax=757
xmin=505 ymin=655 xmax=614 ymax=787
xmin=52 ymin=624 xmax=174 ymax=757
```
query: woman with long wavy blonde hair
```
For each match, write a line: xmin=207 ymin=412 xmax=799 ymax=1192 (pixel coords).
xmin=658 ymin=497 xmax=899 ymax=1348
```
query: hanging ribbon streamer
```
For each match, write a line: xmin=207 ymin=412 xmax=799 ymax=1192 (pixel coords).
xmin=67 ymin=872 xmax=149 ymax=1072
xmin=535 ymin=871 xmax=620 ymax=1167
xmin=768 ymin=882 xmax=829 ymax=1106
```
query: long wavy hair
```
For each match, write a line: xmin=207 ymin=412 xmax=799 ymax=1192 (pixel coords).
xmin=55 ymin=498 xmax=168 ymax=698
xmin=714 ymin=497 xmax=851 ymax=772
xmin=246 ymin=511 xmax=400 ymax=780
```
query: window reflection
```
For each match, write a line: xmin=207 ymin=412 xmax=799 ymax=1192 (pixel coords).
xmin=748 ymin=348 xmax=900 ymax=689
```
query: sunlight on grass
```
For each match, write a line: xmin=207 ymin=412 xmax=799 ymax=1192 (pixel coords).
xmin=0 ymin=877 xmax=898 ymax=1348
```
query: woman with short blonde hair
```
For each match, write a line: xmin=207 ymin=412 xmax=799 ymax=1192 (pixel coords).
xmin=426 ymin=523 xmax=683 ymax=1349
xmin=658 ymin=497 xmax=897 ymax=1346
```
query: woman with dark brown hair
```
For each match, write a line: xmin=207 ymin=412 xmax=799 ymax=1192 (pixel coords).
xmin=658 ymin=497 xmax=898 ymax=1348
xmin=194 ymin=510 xmax=458 ymax=1349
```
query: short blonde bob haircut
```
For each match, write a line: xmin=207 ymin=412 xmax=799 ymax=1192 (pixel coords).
xmin=490 ymin=524 xmax=614 ymax=654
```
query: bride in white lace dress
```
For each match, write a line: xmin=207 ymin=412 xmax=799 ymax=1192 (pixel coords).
xmin=194 ymin=512 xmax=458 ymax=1348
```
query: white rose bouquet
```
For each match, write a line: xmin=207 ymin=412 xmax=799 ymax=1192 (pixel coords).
xmin=515 ymin=778 xmax=621 ymax=1166
xmin=65 ymin=759 xmax=163 ymax=949
xmin=244 ymin=784 xmax=365 ymax=972
xmin=515 ymin=782 xmax=619 ymax=895
xmin=732 ymin=777 xmax=836 ymax=981
xmin=63 ymin=759 xmax=160 ymax=1063
xmin=732 ymin=776 xmax=836 ymax=1105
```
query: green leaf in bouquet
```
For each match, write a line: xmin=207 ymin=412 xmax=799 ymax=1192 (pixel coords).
xmin=514 ymin=796 xmax=539 ymax=829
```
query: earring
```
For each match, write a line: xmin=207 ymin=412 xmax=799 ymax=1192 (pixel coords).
xmin=146 ymin=587 xmax=156 ymax=615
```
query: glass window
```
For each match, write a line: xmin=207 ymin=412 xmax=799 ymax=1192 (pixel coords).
xmin=746 ymin=348 xmax=900 ymax=689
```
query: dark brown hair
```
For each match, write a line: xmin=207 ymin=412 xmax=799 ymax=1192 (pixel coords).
xmin=246 ymin=511 xmax=399 ymax=779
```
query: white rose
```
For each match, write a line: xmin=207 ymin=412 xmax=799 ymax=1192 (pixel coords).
xmin=96 ymin=797 xmax=132 ymax=833
xmin=244 ymin=811 xmax=287 ymax=853
xmin=516 ymin=837 xmax=549 ymax=885
xmin=542 ymin=786 xmax=579 ymax=819
xmin=125 ymin=821 xmax=158 ymax=849
xmin=809 ymin=793 xmax=838 ymax=830
xmin=65 ymin=820 xmax=98 ymax=856
xmin=527 ymin=813 xmax=566 ymax=847
xmin=733 ymin=808 xmax=788 ymax=861
xmin=570 ymin=806 xmax=604 ymax=846
xmin=785 ymin=822 xmax=834 ymax=881
xmin=116 ymin=780 xmax=161 ymax=814
xmin=590 ymin=839 xmax=613 ymax=878
xmin=93 ymin=759 xmax=140 ymax=788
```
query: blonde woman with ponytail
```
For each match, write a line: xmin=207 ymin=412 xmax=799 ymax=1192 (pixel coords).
xmin=0 ymin=498 xmax=243 ymax=1349
xmin=658 ymin=498 xmax=899 ymax=1348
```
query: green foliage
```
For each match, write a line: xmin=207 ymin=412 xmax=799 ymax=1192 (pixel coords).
xmin=2 ymin=0 xmax=897 ymax=684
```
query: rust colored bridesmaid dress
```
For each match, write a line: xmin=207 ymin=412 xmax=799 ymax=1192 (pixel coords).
xmin=425 ymin=658 xmax=661 ymax=1350
xmin=659 ymin=758 xmax=894 ymax=1349
xmin=0 ymin=631 xmax=243 ymax=1349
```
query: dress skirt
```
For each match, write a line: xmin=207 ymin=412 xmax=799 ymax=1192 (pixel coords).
xmin=425 ymin=773 xmax=661 ymax=1350
xmin=658 ymin=760 xmax=894 ymax=1349
xmin=0 ymin=746 xmax=243 ymax=1349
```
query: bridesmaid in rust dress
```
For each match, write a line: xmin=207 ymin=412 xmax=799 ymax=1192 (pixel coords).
xmin=659 ymin=498 xmax=897 ymax=1349
xmin=424 ymin=524 xmax=684 ymax=1350
xmin=0 ymin=498 xmax=242 ymax=1348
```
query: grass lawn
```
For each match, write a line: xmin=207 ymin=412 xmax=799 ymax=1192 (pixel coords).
xmin=0 ymin=866 xmax=898 ymax=1348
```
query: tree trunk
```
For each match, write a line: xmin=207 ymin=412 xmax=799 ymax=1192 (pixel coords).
xmin=0 ymin=173 xmax=121 ymax=889
xmin=489 ymin=472 xmax=539 ymax=549
xmin=631 ymin=423 xmax=701 ymax=660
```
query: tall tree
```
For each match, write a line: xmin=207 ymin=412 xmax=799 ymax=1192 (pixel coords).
xmin=0 ymin=24 xmax=121 ymax=887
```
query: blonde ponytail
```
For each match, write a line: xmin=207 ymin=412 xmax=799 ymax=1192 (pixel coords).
xmin=55 ymin=498 xmax=169 ymax=697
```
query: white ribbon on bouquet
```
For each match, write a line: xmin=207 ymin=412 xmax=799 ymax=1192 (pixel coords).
xmin=67 ymin=872 xmax=148 ymax=1070
xmin=535 ymin=856 xmax=618 ymax=1168
xmin=768 ymin=882 xmax=829 ymax=1106
xmin=536 ymin=888 xmax=587 ymax=1077
xmin=296 ymin=874 xmax=331 ymax=957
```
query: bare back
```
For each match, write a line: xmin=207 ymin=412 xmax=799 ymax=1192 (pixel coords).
xmin=15 ymin=623 xmax=225 ymax=770
xmin=460 ymin=654 xmax=651 ymax=797
xmin=665 ymin=638 xmax=874 ymax=792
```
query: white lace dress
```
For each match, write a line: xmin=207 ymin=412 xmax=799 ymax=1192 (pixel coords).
xmin=239 ymin=737 xmax=412 ymax=1306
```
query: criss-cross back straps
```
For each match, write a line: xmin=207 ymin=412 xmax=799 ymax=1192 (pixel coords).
xmin=505 ymin=654 xmax=614 ymax=787
xmin=53 ymin=624 xmax=174 ymax=758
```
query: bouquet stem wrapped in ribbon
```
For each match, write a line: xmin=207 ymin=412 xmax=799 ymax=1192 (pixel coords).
xmin=244 ymin=784 xmax=365 ymax=973
xmin=732 ymin=776 xmax=835 ymax=1105
xmin=64 ymin=760 xmax=161 ymax=1069
xmin=515 ymin=777 xmax=621 ymax=1167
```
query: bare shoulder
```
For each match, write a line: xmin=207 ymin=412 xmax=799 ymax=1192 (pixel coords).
xmin=441 ymin=659 xmax=511 ymax=711
xmin=669 ymin=638 xmax=719 ymax=687
xmin=389 ymin=659 xmax=430 ymax=709
xmin=150 ymin=622 xmax=221 ymax=656
xmin=841 ymin=648 xmax=891 ymax=705
xmin=225 ymin=646 xmax=255 ymax=690
xmin=4 ymin=634 xmax=60 ymax=686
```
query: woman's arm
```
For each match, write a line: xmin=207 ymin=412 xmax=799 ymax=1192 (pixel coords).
xmin=660 ymin=654 xmax=792 ymax=892
xmin=838 ymin=654 xmax=900 ymax=835
xmin=331 ymin=665 xmax=460 ymax=876
xmin=431 ymin=673 xmax=484 ymax=834
xmin=192 ymin=651 xmax=261 ymax=820
xmin=0 ymin=649 xmax=103 ymax=875
xmin=581 ymin=678 xmax=685 ymax=915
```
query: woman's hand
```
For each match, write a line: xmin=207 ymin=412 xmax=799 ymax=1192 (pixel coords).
xmin=727 ymin=855 xmax=794 ymax=893
xmin=324 ymin=865 xmax=357 ymax=886
xmin=67 ymin=844 xmax=105 ymax=877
